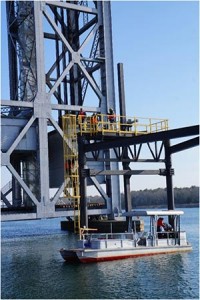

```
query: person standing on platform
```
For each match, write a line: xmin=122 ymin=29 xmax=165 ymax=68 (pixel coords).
xmin=91 ymin=113 xmax=98 ymax=133
xmin=78 ymin=108 xmax=87 ymax=131
xmin=108 ymin=108 xmax=116 ymax=130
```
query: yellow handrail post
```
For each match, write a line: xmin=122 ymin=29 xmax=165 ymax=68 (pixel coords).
xmin=149 ymin=118 xmax=152 ymax=133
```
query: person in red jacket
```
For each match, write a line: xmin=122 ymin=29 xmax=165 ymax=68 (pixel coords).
xmin=157 ymin=217 xmax=165 ymax=232
xmin=108 ymin=108 xmax=116 ymax=129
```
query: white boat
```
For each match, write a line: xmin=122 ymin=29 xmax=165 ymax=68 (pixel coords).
xmin=60 ymin=210 xmax=192 ymax=263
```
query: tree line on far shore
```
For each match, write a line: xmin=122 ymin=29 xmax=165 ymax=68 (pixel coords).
xmin=89 ymin=186 xmax=199 ymax=208
xmin=121 ymin=186 xmax=199 ymax=208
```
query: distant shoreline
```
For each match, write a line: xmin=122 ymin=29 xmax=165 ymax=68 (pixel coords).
xmin=134 ymin=203 xmax=199 ymax=209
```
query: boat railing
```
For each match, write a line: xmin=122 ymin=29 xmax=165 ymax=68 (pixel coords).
xmin=156 ymin=230 xmax=187 ymax=245
xmin=83 ymin=231 xmax=155 ymax=241
xmin=156 ymin=231 xmax=178 ymax=239
xmin=82 ymin=230 xmax=185 ymax=246
xmin=83 ymin=232 xmax=137 ymax=241
xmin=136 ymin=230 xmax=183 ymax=247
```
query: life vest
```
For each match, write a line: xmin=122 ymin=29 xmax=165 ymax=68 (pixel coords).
xmin=91 ymin=114 xmax=98 ymax=124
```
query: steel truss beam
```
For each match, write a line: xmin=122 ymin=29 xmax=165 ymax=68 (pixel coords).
xmin=2 ymin=1 xmax=120 ymax=220
xmin=83 ymin=125 xmax=199 ymax=153
xmin=85 ymin=142 xmax=165 ymax=162
xmin=80 ymin=125 xmax=198 ymax=210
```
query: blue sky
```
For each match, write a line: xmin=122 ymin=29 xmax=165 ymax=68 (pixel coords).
xmin=110 ymin=0 xmax=199 ymax=190
xmin=1 ymin=1 xmax=199 ymax=191
xmin=111 ymin=1 xmax=199 ymax=126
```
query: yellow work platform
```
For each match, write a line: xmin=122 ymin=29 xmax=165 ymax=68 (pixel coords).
xmin=76 ymin=114 xmax=168 ymax=136
xmin=62 ymin=113 xmax=168 ymax=233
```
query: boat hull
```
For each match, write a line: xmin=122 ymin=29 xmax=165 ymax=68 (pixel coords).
xmin=60 ymin=245 xmax=192 ymax=263
xmin=60 ymin=210 xmax=192 ymax=263
xmin=60 ymin=248 xmax=80 ymax=263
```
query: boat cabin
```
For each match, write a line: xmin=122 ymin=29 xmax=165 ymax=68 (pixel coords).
xmin=122 ymin=210 xmax=187 ymax=247
xmin=78 ymin=210 xmax=189 ymax=249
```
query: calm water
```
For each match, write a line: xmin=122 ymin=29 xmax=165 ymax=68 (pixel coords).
xmin=1 ymin=208 xmax=199 ymax=299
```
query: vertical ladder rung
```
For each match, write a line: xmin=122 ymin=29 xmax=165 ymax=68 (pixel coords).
xmin=62 ymin=114 xmax=81 ymax=234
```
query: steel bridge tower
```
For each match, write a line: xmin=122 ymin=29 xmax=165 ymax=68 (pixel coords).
xmin=1 ymin=0 xmax=120 ymax=220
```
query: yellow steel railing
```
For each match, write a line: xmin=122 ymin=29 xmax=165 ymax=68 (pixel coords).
xmin=78 ymin=114 xmax=168 ymax=136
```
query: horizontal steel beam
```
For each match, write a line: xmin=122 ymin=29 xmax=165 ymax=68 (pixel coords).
xmin=1 ymin=100 xmax=100 ymax=113
xmin=89 ymin=169 xmax=161 ymax=176
xmin=1 ymin=213 xmax=37 ymax=221
xmin=45 ymin=1 xmax=98 ymax=15
xmin=1 ymin=100 xmax=34 ymax=107
xmin=84 ymin=125 xmax=199 ymax=153
xmin=1 ymin=208 xmax=111 ymax=221
xmin=51 ymin=104 xmax=100 ymax=112
xmin=86 ymin=158 xmax=165 ymax=163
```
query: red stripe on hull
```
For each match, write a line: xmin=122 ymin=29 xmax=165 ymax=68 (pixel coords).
xmin=79 ymin=249 xmax=190 ymax=263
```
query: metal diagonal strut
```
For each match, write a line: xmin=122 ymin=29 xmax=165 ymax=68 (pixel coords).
xmin=169 ymin=137 xmax=199 ymax=154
